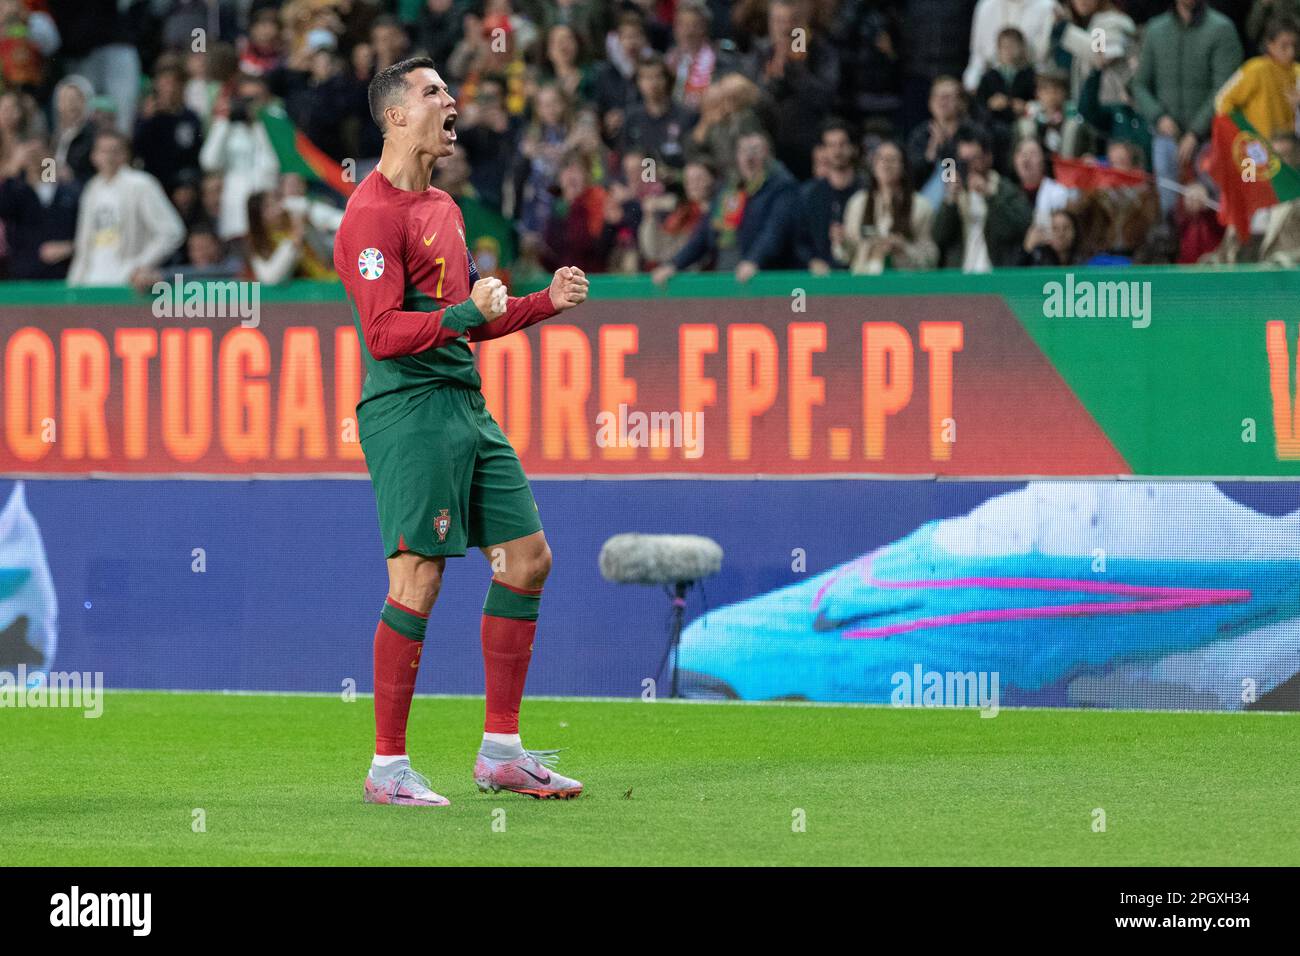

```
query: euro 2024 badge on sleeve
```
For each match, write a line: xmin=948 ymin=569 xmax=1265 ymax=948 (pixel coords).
xmin=358 ymin=247 xmax=385 ymax=280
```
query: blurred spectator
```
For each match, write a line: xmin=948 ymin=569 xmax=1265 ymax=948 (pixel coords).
xmin=638 ymin=158 xmax=717 ymax=267
xmin=592 ymin=10 xmax=651 ymax=143
xmin=1214 ymin=16 xmax=1300 ymax=139
xmin=906 ymin=75 xmax=965 ymax=196
xmin=684 ymin=71 xmax=764 ymax=175
xmin=184 ymin=43 xmax=240 ymax=123
xmin=1052 ymin=0 xmax=1138 ymax=104
xmin=279 ymin=171 xmax=343 ymax=266
xmin=0 ymin=135 xmax=80 ymax=279
xmin=0 ymin=89 xmax=47 ymax=169
xmin=51 ymin=75 xmax=96 ymax=183
xmin=168 ymin=168 xmax=204 ymax=229
xmin=837 ymin=139 xmax=939 ymax=272
xmin=540 ymin=151 xmax=608 ymax=273
xmin=456 ymin=75 xmax=522 ymax=211
xmin=1246 ymin=0 xmax=1300 ymax=47
xmin=963 ymin=0 xmax=1057 ymax=92
xmin=1016 ymin=68 xmax=1088 ymax=157
xmin=1075 ymin=59 xmax=1152 ymax=161
xmin=515 ymin=83 xmax=584 ymax=236
xmin=47 ymin=0 xmax=142 ymax=133
xmin=245 ymin=189 xmax=336 ymax=284
xmin=176 ymin=224 xmax=242 ymax=279
xmin=1133 ymin=0 xmax=1243 ymax=215
xmin=199 ymin=73 xmax=280 ymax=240
xmin=448 ymin=4 xmax=537 ymax=114
xmin=1070 ymin=141 xmax=1161 ymax=260
xmin=898 ymin=0 xmax=974 ymax=133
xmin=415 ymin=0 xmax=467 ymax=68
xmin=67 ymin=130 xmax=184 ymax=287
xmin=835 ymin=0 xmax=903 ymax=128
xmin=518 ymin=0 xmax=609 ymax=48
xmin=743 ymin=0 xmax=840 ymax=180
xmin=653 ymin=130 xmax=798 ymax=284
xmin=0 ymin=0 xmax=56 ymax=91
xmin=134 ymin=61 xmax=204 ymax=193
xmin=239 ymin=8 xmax=286 ymax=77
xmin=975 ymin=28 xmax=1035 ymax=132
xmin=795 ymin=120 xmax=865 ymax=273
xmin=667 ymin=0 xmax=733 ymax=111
xmin=600 ymin=151 xmax=651 ymax=273
xmin=434 ymin=147 xmax=518 ymax=280
xmin=1013 ymin=136 xmax=1075 ymax=229
xmin=282 ymin=46 xmax=360 ymax=161
xmin=619 ymin=55 xmax=696 ymax=175
xmin=370 ymin=14 xmax=411 ymax=75
xmin=537 ymin=23 xmax=595 ymax=103
xmin=933 ymin=124 xmax=1033 ymax=270
xmin=200 ymin=171 xmax=223 ymax=224
xmin=1020 ymin=206 xmax=1083 ymax=264
xmin=1173 ymin=181 xmax=1226 ymax=261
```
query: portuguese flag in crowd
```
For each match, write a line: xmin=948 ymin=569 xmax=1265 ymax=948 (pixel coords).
xmin=260 ymin=103 xmax=355 ymax=198
xmin=1209 ymin=110 xmax=1300 ymax=235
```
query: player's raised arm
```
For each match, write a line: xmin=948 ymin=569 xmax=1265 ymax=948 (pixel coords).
xmin=337 ymin=212 xmax=500 ymax=361
xmin=466 ymin=265 xmax=590 ymax=343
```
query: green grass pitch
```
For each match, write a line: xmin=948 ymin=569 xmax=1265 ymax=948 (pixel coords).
xmin=3 ymin=692 xmax=1296 ymax=866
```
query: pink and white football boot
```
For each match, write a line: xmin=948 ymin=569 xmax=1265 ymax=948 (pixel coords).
xmin=363 ymin=760 xmax=451 ymax=807
xmin=474 ymin=749 xmax=584 ymax=800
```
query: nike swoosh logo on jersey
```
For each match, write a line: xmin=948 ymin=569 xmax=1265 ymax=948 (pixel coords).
xmin=423 ymin=233 xmax=436 ymax=245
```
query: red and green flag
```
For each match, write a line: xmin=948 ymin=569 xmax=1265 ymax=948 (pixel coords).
xmin=1208 ymin=110 xmax=1300 ymax=235
xmin=259 ymin=103 xmax=355 ymax=199
xmin=1051 ymin=154 xmax=1148 ymax=190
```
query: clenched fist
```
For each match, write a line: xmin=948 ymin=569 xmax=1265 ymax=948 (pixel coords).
xmin=548 ymin=266 xmax=589 ymax=311
xmin=470 ymin=276 xmax=509 ymax=320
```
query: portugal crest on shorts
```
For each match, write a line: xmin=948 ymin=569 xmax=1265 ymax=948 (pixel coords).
xmin=434 ymin=508 xmax=451 ymax=542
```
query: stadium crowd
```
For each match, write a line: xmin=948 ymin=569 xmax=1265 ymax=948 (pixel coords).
xmin=0 ymin=0 xmax=1298 ymax=288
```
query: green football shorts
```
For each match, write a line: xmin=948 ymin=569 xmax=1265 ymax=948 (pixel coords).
xmin=360 ymin=386 xmax=542 ymax=558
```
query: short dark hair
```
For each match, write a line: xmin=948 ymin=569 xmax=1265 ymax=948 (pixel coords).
xmin=1264 ymin=16 xmax=1299 ymax=45
xmin=368 ymin=56 xmax=437 ymax=132
xmin=819 ymin=116 xmax=855 ymax=145
xmin=954 ymin=123 xmax=992 ymax=155
xmin=635 ymin=53 xmax=672 ymax=89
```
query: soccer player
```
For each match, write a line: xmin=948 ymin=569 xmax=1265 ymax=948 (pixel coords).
xmin=335 ymin=57 xmax=590 ymax=807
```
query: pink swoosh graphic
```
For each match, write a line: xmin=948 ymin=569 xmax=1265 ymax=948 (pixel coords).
xmin=811 ymin=550 xmax=1252 ymax=640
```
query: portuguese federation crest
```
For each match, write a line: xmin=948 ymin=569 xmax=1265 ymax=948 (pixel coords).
xmin=435 ymin=509 xmax=451 ymax=542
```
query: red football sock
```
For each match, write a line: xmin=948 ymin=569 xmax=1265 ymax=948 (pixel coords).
xmin=373 ymin=597 xmax=428 ymax=756
xmin=481 ymin=580 xmax=542 ymax=734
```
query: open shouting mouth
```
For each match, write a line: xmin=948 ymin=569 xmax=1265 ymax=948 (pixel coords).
xmin=442 ymin=111 xmax=457 ymax=144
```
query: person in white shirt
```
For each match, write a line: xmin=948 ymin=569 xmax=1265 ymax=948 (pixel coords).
xmin=198 ymin=74 xmax=279 ymax=240
xmin=963 ymin=0 xmax=1059 ymax=92
xmin=67 ymin=130 xmax=185 ymax=288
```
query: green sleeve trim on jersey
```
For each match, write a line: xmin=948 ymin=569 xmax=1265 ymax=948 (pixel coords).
xmin=442 ymin=298 xmax=487 ymax=333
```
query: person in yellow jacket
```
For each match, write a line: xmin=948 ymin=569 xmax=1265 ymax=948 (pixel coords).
xmin=1215 ymin=17 xmax=1300 ymax=137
